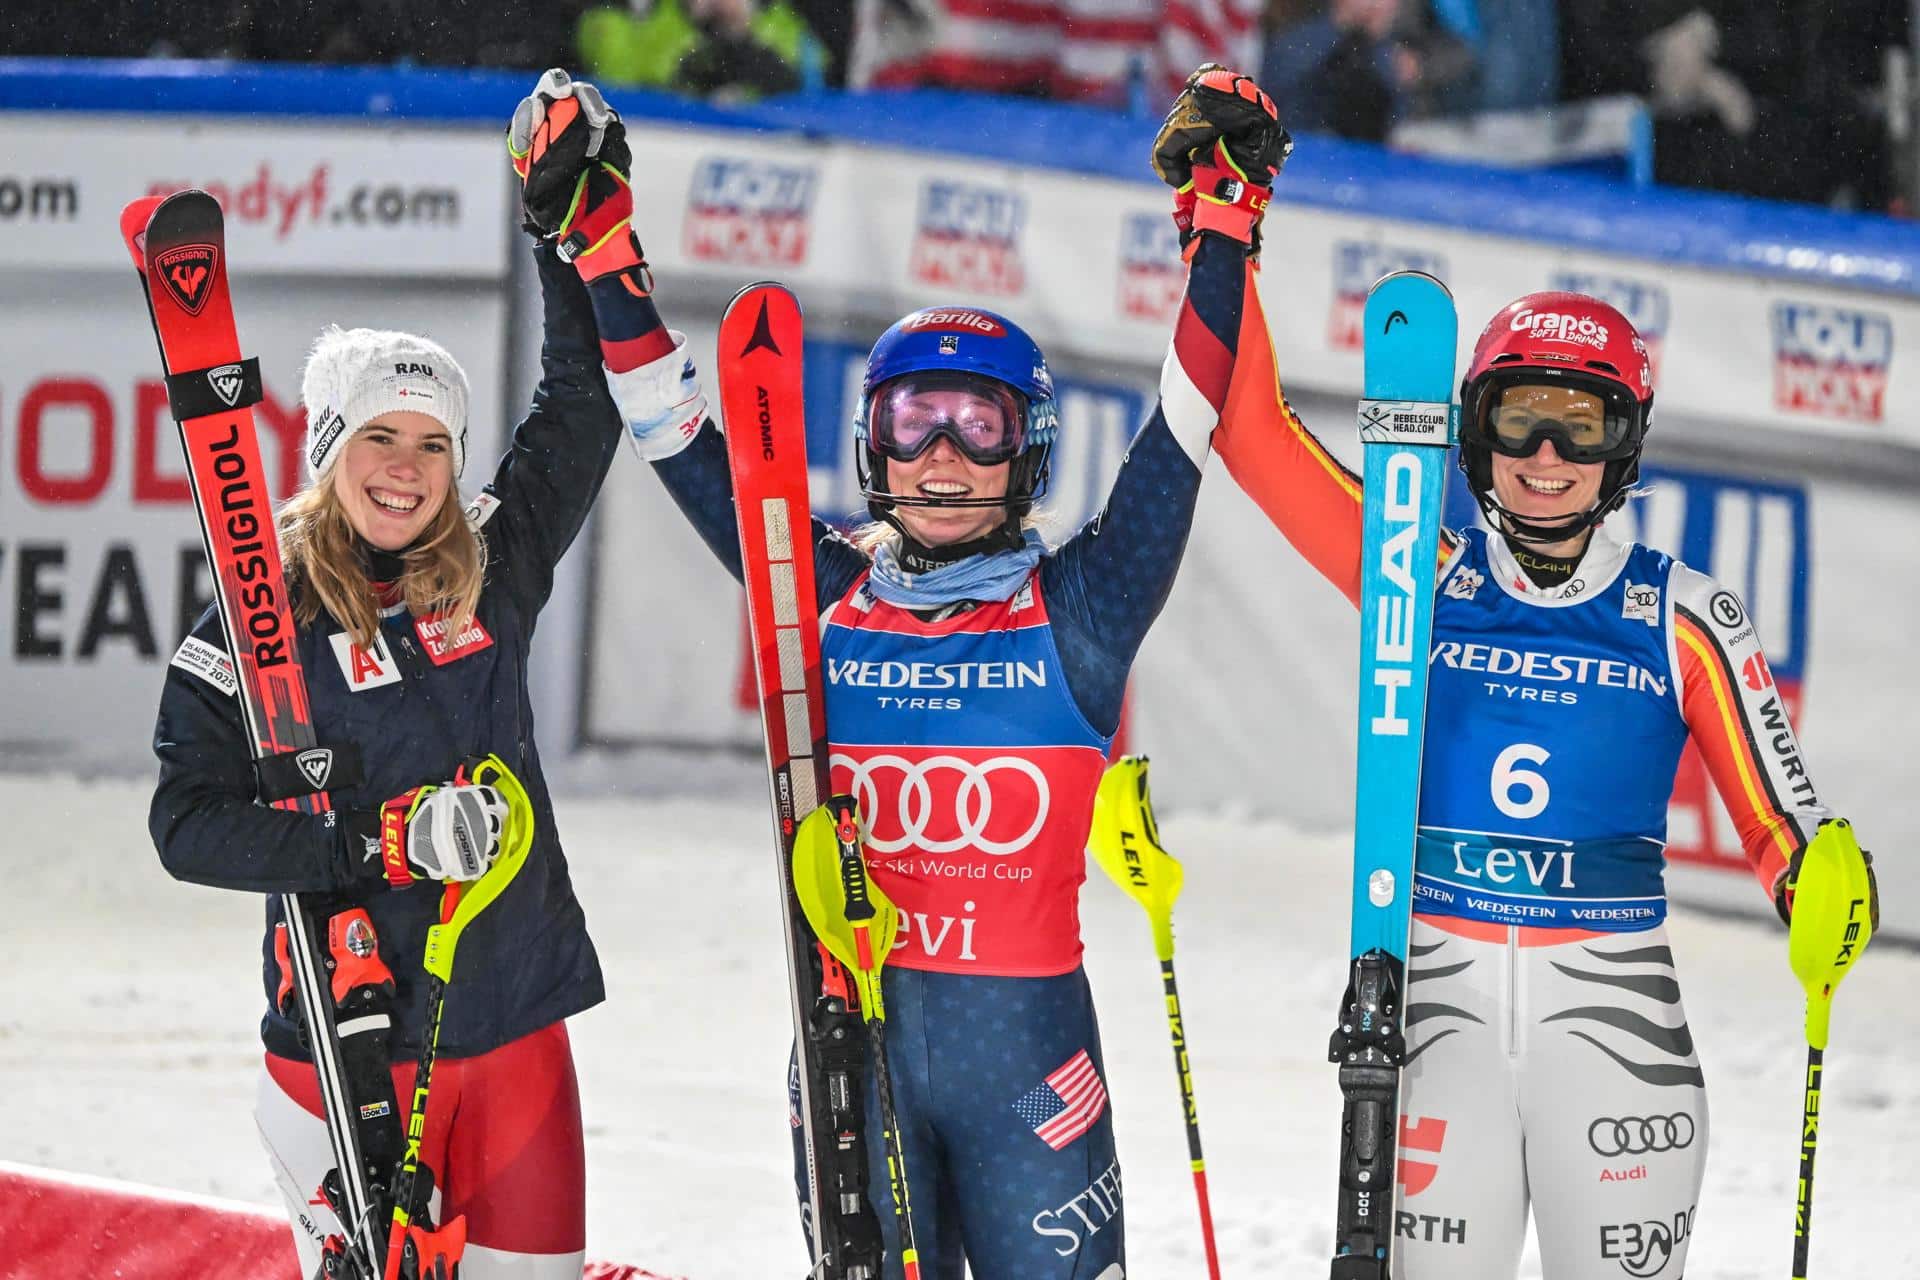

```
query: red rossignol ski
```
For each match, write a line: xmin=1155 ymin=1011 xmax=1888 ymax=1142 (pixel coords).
xmin=717 ymin=283 xmax=886 ymax=1279
xmin=120 ymin=190 xmax=409 ymax=1280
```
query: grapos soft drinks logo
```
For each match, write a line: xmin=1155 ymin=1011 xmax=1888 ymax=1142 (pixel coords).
xmin=1549 ymin=271 xmax=1671 ymax=384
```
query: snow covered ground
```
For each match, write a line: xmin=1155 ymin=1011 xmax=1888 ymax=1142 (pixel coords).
xmin=3 ymin=769 xmax=1914 ymax=1278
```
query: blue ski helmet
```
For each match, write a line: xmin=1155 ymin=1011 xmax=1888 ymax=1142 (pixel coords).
xmin=854 ymin=306 xmax=1057 ymax=530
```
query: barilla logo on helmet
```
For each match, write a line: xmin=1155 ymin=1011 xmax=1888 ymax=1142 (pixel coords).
xmin=1511 ymin=307 xmax=1611 ymax=349
xmin=900 ymin=309 xmax=1007 ymax=337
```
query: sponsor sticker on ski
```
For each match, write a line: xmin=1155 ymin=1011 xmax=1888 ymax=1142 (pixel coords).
xmin=1359 ymin=399 xmax=1451 ymax=445
xmin=170 ymin=634 xmax=238 ymax=697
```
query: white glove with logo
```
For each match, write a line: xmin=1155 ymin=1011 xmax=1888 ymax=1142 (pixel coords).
xmin=377 ymin=780 xmax=508 ymax=886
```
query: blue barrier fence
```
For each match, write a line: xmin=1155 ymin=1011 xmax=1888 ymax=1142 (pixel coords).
xmin=5 ymin=56 xmax=1918 ymax=295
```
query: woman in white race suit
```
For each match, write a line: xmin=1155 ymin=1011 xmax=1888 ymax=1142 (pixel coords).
xmin=1214 ymin=287 xmax=1878 ymax=1278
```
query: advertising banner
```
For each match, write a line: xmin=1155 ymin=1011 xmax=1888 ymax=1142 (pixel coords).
xmin=0 ymin=112 xmax=515 ymax=770
xmin=616 ymin=121 xmax=1920 ymax=455
xmin=0 ymin=113 xmax=511 ymax=278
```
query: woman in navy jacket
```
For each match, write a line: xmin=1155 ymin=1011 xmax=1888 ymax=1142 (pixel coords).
xmin=147 ymin=71 xmax=657 ymax=1278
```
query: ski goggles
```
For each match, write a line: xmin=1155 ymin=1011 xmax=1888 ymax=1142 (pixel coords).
xmin=1469 ymin=375 xmax=1643 ymax=464
xmin=868 ymin=372 xmax=1028 ymax=465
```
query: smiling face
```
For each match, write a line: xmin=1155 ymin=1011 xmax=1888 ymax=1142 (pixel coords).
xmin=1486 ymin=384 xmax=1607 ymax=552
xmin=886 ymin=435 xmax=1011 ymax=547
xmin=330 ymin=410 xmax=454 ymax=551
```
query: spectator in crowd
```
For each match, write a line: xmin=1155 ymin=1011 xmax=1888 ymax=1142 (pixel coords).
xmin=1259 ymin=0 xmax=1474 ymax=141
xmin=1473 ymin=0 xmax=1556 ymax=111
xmin=1561 ymin=0 xmax=1905 ymax=211
xmin=577 ymin=0 xmax=824 ymax=100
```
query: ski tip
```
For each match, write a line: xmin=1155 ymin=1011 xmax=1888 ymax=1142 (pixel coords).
xmin=724 ymin=280 xmax=801 ymax=322
xmin=729 ymin=279 xmax=793 ymax=302
xmin=117 ymin=196 xmax=167 ymax=271
xmin=1367 ymin=269 xmax=1453 ymax=302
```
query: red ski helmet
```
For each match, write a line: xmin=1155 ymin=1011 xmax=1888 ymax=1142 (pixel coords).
xmin=1458 ymin=291 xmax=1654 ymax=543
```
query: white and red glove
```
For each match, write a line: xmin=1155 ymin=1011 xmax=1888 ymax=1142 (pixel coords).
xmin=509 ymin=68 xmax=647 ymax=284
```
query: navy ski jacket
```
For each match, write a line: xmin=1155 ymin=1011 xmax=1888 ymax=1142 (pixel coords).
xmin=651 ymin=233 xmax=1250 ymax=737
xmin=149 ymin=245 xmax=620 ymax=1061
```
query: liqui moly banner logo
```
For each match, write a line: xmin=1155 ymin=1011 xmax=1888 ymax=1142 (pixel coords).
xmin=1550 ymin=270 xmax=1671 ymax=384
xmin=1771 ymin=301 xmax=1893 ymax=424
xmin=1329 ymin=242 xmax=1447 ymax=351
xmin=910 ymin=180 xmax=1026 ymax=297
xmin=682 ymin=157 xmax=817 ymax=267
xmin=1116 ymin=210 xmax=1183 ymax=325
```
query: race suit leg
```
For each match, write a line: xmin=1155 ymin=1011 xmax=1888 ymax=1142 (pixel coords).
xmin=1521 ymin=924 xmax=1709 ymax=1280
xmin=1392 ymin=916 xmax=1530 ymax=1280
xmin=255 ymin=1020 xmax=587 ymax=1279
xmin=926 ymin=967 xmax=1124 ymax=1279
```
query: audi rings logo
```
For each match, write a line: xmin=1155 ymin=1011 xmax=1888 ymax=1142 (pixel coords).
xmin=1588 ymin=1113 xmax=1695 ymax=1157
xmin=832 ymin=753 xmax=1050 ymax=856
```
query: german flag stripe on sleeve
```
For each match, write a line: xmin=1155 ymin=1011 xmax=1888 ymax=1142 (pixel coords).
xmin=1673 ymin=602 xmax=1806 ymax=882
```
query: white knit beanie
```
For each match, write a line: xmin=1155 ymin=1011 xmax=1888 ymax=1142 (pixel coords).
xmin=300 ymin=326 xmax=471 ymax=480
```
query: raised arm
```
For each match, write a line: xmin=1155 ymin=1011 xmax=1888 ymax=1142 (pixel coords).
xmin=1212 ymin=269 xmax=1372 ymax=605
xmin=467 ymin=244 xmax=633 ymax=616
xmin=1045 ymin=231 xmax=1251 ymax=670
xmin=1038 ymin=67 xmax=1288 ymax=733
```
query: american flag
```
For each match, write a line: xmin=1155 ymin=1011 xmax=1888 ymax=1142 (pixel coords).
xmin=1013 ymin=1049 xmax=1108 ymax=1150
xmin=850 ymin=0 xmax=1263 ymax=106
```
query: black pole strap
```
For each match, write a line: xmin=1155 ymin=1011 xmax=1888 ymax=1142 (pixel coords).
xmin=164 ymin=355 xmax=263 ymax=422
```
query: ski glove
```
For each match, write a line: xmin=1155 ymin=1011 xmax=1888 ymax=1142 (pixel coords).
xmin=1774 ymin=817 xmax=1881 ymax=930
xmin=1151 ymin=64 xmax=1292 ymax=256
xmin=509 ymin=68 xmax=647 ymax=283
xmin=374 ymin=775 xmax=511 ymax=886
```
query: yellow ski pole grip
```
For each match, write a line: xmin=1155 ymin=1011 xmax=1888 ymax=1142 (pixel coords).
xmin=793 ymin=798 xmax=903 ymax=1023
xmin=1090 ymin=755 xmax=1183 ymax=963
xmin=1787 ymin=818 xmax=1876 ymax=1050
xmin=421 ymin=753 xmax=535 ymax=983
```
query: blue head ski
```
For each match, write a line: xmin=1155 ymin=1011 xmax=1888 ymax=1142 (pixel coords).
xmin=1329 ymin=269 xmax=1457 ymax=1278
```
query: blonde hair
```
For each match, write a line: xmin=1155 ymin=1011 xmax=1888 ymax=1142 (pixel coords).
xmin=278 ymin=467 xmax=485 ymax=651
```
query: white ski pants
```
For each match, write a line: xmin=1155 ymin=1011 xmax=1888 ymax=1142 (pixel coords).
xmin=1392 ymin=915 xmax=1708 ymax=1280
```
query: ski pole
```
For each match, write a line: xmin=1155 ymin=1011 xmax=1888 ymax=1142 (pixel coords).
xmin=795 ymin=797 xmax=922 ymax=1280
xmin=1089 ymin=756 xmax=1222 ymax=1280
xmin=1784 ymin=819 xmax=1876 ymax=1279
xmin=385 ymin=754 xmax=535 ymax=1280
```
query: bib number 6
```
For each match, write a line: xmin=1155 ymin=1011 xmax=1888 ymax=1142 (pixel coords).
xmin=1491 ymin=743 xmax=1550 ymax=820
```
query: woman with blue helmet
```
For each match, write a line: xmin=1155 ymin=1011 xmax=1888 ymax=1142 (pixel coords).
xmin=608 ymin=67 xmax=1288 ymax=1277
xmin=849 ymin=307 xmax=1060 ymax=567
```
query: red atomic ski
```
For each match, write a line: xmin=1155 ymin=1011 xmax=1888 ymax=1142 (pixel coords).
xmin=717 ymin=282 xmax=886 ymax=1280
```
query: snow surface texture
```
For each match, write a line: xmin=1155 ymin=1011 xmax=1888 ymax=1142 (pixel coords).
xmin=4 ymin=771 xmax=1914 ymax=1278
